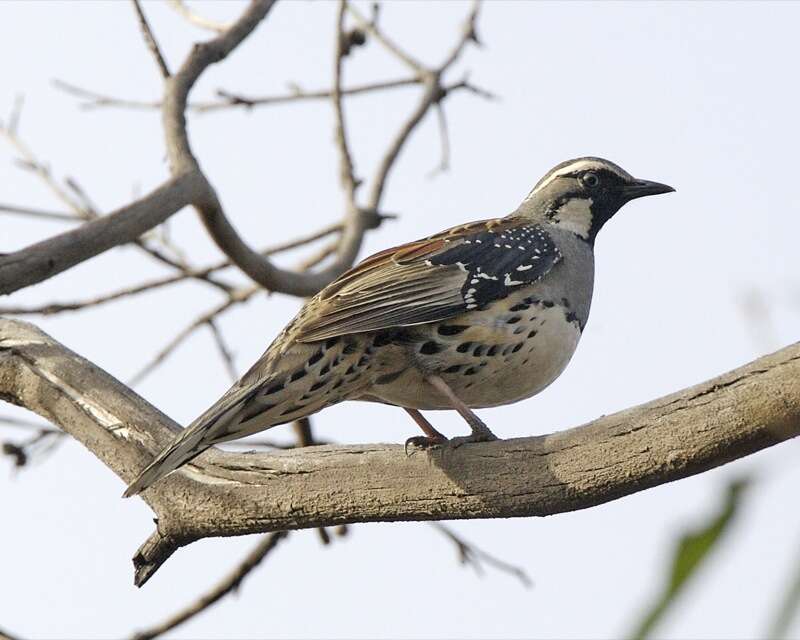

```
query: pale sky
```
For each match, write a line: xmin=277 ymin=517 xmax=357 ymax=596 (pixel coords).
xmin=2 ymin=2 xmax=800 ymax=639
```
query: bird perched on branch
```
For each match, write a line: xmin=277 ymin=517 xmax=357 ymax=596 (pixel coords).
xmin=124 ymin=157 xmax=673 ymax=497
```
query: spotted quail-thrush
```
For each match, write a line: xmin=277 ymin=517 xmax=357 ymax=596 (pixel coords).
xmin=124 ymin=157 xmax=674 ymax=497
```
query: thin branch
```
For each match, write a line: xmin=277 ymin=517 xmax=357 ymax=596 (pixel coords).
xmin=167 ymin=0 xmax=230 ymax=34
xmin=207 ymin=319 xmax=238 ymax=383
xmin=0 ymin=203 xmax=78 ymax=222
xmin=332 ymin=0 xmax=358 ymax=206
xmin=53 ymin=76 xmax=421 ymax=113
xmin=130 ymin=531 xmax=289 ymax=640
xmin=128 ymin=291 xmax=254 ymax=386
xmin=0 ymin=222 xmax=342 ymax=317
xmin=430 ymin=523 xmax=532 ymax=588
xmin=2 ymin=318 xmax=798 ymax=585
xmin=427 ymin=102 xmax=450 ymax=177
xmin=346 ymin=3 xmax=425 ymax=73
xmin=0 ymin=172 xmax=201 ymax=296
xmin=131 ymin=0 xmax=171 ymax=79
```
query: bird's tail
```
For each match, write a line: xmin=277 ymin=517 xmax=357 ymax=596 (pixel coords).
xmin=122 ymin=423 xmax=210 ymax=498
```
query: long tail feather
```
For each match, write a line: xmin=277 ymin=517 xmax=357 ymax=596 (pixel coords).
xmin=122 ymin=425 xmax=208 ymax=498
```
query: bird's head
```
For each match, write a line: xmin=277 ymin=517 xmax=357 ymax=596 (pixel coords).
xmin=516 ymin=157 xmax=674 ymax=243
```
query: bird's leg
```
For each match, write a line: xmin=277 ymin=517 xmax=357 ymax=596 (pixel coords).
xmin=425 ymin=374 xmax=498 ymax=444
xmin=404 ymin=408 xmax=448 ymax=455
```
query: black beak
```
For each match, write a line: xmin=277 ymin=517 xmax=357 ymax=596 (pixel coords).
xmin=622 ymin=178 xmax=675 ymax=201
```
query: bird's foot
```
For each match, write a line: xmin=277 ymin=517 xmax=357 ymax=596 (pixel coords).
xmin=404 ymin=434 xmax=448 ymax=457
xmin=448 ymin=424 xmax=499 ymax=449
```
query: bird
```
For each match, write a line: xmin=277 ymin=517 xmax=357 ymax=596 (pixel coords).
xmin=123 ymin=157 xmax=674 ymax=497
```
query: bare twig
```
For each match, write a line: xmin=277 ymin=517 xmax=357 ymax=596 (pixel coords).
xmin=128 ymin=290 xmax=255 ymax=386
xmin=428 ymin=102 xmax=450 ymax=177
xmin=130 ymin=531 xmax=289 ymax=640
xmin=333 ymin=0 xmax=358 ymax=206
xmin=167 ymin=0 xmax=230 ymax=33
xmin=207 ymin=319 xmax=238 ymax=383
xmin=0 ymin=222 xmax=343 ymax=317
xmin=131 ymin=0 xmax=171 ymax=79
xmin=346 ymin=3 xmax=425 ymax=73
xmin=0 ymin=203 xmax=78 ymax=222
xmin=53 ymin=77 xmax=421 ymax=113
xmin=430 ymin=522 xmax=532 ymax=588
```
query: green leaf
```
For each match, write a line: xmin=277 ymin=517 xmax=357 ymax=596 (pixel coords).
xmin=628 ymin=477 xmax=750 ymax=640
xmin=766 ymin=544 xmax=800 ymax=639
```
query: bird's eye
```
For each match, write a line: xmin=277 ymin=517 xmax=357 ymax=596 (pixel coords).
xmin=581 ymin=172 xmax=600 ymax=188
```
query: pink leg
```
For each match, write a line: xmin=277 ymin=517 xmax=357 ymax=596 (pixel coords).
xmin=426 ymin=375 xmax=497 ymax=442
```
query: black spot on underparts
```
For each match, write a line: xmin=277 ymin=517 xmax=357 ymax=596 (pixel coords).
xmin=507 ymin=316 xmax=521 ymax=324
xmin=320 ymin=363 xmax=331 ymax=376
xmin=332 ymin=379 xmax=344 ymax=390
xmin=541 ymin=300 xmax=555 ymax=308
xmin=357 ymin=356 xmax=369 ymax=367
xmin=540 ymin=319 xmax=547 ymax=326
xmin=522 ymin=359 xmax=529 ymax=366
xmin=528 ymin=330 xmax=538 ymax=338
xmin=566 ymin=311 xmax=580 ymax=325
xmin=464 ymin=367 xmax=478 ymax=375
xmin=290 ymin=369 xmax=307 ymax=382
xmin=473 ymin=345 xmax=485 ymax=357
xmin=512 ymin=343 xmax=523 ymax=353
xmin=479 ymin=361 xmax=488 ymax=367
xmin=513 ymin=326 xmax=526 ymax=335
xmin=307 ymin=351 xmax=324 ymax=366
xmin=372 ymin=331 xmax=394 ymax=347
xmin=509 ymin=303 xmax=529 ymax=312
xmin=309 ymin=380 xmax=328 ymax=392
xmin=324 ymin=337 xmax=339 ymax=350
xmin=342 ymin=342 xmax=358 ymax=355
xmin=502 ymin=345 xmax=515 ymax=356
xmin=456 ymin=342 xmax=473 ymax=353
xmin=345 ymin=365 xmax=357 ymax=375
xmin=444 ymin=365 xmax=462 ymax=373
xmin=438 ymin=324 xmax=469 ymax=336
xmin=419 ymin=341 xmax=443 ymax=355
xmin=561 ymin=297 xmax=571 ymax=308
xmin=487 ymin=345 xmax=499 ymax=356
xmin=524 ymin=296 xmax=540 ymax=306
xmin=264 ymin=382 xmax=284 ymax=395
xmin=375 ymin=370 xmax=404 ymax=385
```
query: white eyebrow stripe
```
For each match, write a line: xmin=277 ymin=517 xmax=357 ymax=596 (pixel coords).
xmin=526 ymin=158 xmax=633 ymax=198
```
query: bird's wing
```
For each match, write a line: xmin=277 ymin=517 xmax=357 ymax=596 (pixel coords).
xmin=295 ymin=217 xmax=562 ymax=342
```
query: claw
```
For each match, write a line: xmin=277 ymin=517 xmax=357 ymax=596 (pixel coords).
xmin=404 ymin=434 xmax=448 ymax=457
xmin=448 ymin=426 xmax=498 ymax=449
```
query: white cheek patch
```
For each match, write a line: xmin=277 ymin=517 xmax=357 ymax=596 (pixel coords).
xmin=554 ymin=198 xmax=593 ymax=239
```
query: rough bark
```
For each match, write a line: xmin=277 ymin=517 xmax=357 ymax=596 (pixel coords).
xmin=1 ymin=317 xmax=798 ymax=586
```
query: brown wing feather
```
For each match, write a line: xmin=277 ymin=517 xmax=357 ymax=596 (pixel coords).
xmin=295 ymin=218 xmax=512 ymax=343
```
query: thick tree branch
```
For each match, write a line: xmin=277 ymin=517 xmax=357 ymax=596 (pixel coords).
xmin=1 ymin=317 xmax=798 ymax=586
xmin=0 ymin=172 xmax=200 ymax=295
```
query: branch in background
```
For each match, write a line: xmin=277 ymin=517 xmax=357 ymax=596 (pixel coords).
xmin=1 ymin=318 xmax=798 ymax=585
xmin=52 ymin=77 xmax=422 ymax=112
xmin=0 ymin=116 xmax=234 ymax=294
xmin=130 ymin=531 xmax=289 ymax=640
xmin=159 ymin=0 xmax=485 ymax=297
xmin=430 ymin=523 xmax=532 ymax=588
xmin=0 ymin=222 xmax=343 ymax=317
xmin=167 ymin=0 xmax=230 ymax=34
xmin=0 ymin=172 xmax=200 ymax=296
xmin=131 ymin=0 xmax=171 ymax=79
